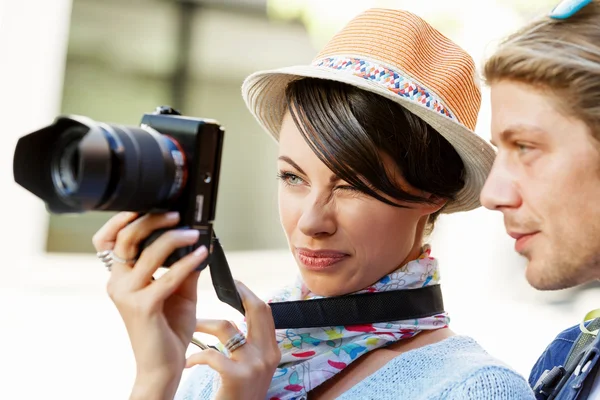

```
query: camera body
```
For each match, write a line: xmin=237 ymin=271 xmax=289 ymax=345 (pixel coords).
xmin=135 ymin=109 xmax=224 ymax=266
xmin=13 ymin=106 xmax=224 ymax=267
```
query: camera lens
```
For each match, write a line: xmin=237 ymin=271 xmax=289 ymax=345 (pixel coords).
xmin=95 ymin=124 xmax=189 ymax=212
xmin=53 ymin=139 xmax=81 ymax=197
xmin=13 ymin=116 xmax=189 ymax=213
xmin=80 ymin=123 xmax=189 ymax=212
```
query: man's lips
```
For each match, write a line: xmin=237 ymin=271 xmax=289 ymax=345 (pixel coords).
xmin=295 ymin=248 xmax=350 ymax=270
xmin=508 ymin=231 xmax=540 ymax=252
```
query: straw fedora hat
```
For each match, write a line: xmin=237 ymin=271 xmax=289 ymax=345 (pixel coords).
xmin=242 ymin=8 xmax=495 ymax=213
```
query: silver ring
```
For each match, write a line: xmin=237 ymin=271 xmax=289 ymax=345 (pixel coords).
xmin=224 ymin=332 xmax=244 ymax=348
xmin=111 ymin=251 xmax=136 ymax=265
xmin=224 ymin=332 xmax=246 ymax=354
xmin=96 ymin=250 xmax=113 ymax=271
xmin=96 ymin=250 xmax=136 ymax=271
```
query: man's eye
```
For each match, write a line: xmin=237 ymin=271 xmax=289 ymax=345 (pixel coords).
xmin=516 ymin=143 xmax=532 ymax=154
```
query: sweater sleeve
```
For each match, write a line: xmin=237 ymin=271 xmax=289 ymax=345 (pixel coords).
xmin=444 ymin=366 xmax=536 ymax=400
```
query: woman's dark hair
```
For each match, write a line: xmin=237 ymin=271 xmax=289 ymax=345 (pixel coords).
xmin=284 ymin=78 xmax=465 ymax=232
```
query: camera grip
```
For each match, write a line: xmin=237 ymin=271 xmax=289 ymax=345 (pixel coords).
xmin=138 ymin=227 xmax=211 ymax=270
xmin=137 ymin=227 xmax=244 ymax=316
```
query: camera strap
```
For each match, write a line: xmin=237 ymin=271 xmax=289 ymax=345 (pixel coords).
xmin=269 ymin=285 xmax=444 ymax=329
xmin=209 ymin=237 xmax=445 ymax=329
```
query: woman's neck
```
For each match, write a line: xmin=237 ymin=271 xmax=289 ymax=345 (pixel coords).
xmin=403 ymin=241 xmax=426 ymax=266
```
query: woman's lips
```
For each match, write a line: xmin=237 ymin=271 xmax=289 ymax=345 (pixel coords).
xmin=295 ymin=248 xmax=350 ymax=271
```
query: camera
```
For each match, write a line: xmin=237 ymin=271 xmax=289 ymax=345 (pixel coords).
xmin=13 ymin=106 xmax=245 ymax=311
xmin=13 ymin=106 xmax=245 ymax=314
xmin=13 ymin=106 xmax=223 ymax=266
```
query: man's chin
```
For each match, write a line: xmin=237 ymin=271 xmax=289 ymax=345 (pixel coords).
xmin=525 ymin=258 xmax=582 ymax=291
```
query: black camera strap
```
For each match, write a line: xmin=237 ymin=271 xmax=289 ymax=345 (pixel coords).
xmin=268 ymin=285 xmax=444 ymax=329
xmin=209 ymin=237 xmax=445 ymax=329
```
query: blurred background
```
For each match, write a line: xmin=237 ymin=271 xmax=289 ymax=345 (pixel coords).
xmin=2 ymin=0 xmax=599 ymax=398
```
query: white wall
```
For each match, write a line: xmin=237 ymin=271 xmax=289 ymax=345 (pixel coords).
xmin=0 ymin=1 xmax=72 ymax=274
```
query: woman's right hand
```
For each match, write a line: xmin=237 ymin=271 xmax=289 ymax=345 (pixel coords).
xmin=92 ymin=211 xmax=209 ymax=400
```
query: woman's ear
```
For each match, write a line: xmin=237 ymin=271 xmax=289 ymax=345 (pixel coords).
xmin=419 ymin=194 xmax=448 ymax=216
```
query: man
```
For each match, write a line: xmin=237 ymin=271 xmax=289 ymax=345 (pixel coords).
xmin=480 ymin=0 xmax=600 ymax=398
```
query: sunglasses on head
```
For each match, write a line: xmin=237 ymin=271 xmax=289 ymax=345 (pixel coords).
xmin=550 ymin=0 xmax=593 ymax=19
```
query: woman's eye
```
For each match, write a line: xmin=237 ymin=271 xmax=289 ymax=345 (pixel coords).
xmin=288 ymin=175 xmax=303 ymax=185
xmin=335 ymin=185 xmax=365 ymax=198
xmin=277 ymin=172 xmax=304 ymax=186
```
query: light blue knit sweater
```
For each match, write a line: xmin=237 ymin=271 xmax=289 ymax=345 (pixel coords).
xmin=176 ymin=335 xmax=535 ymax=399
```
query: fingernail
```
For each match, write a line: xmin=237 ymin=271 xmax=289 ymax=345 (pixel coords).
xmin=166 ymin=211 xmax=179 ymax=220
xmin=194 ymin=245 xmax=207 ymax=257
xmin=181 ymin=230 xmax=200 ymax=239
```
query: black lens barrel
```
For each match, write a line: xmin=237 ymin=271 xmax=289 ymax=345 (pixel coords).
xmin=97 ymin=124 xmax=183 ymax=212
xmin=13 ymin=116 xmax=187 ymax=213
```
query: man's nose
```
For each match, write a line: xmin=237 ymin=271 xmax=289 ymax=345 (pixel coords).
xmin=480 ymin=158 xmax=522 ymax=211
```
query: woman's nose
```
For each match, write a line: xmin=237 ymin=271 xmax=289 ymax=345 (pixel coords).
xmin=297 ymin=193 xmax=337 ymax=238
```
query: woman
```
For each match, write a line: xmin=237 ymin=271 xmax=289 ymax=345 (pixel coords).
xmin=93 ymin=8 xmax=534 ymax=400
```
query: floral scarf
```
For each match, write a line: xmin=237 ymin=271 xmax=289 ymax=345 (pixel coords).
xmin=235 ymin=245 xmax=449 ymax=400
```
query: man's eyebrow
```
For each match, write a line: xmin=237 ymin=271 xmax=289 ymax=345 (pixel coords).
xmin=492 ymin=124 xmax=546 ymax=146
xmin=277 ymin=155 xmax=341 ymax=183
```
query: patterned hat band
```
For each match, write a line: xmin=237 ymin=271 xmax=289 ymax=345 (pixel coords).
xmin=311 ymin=56 xmax=457 ymax=122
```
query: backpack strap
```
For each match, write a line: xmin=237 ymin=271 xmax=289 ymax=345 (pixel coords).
xmin=533 ymin=313 xmax=600 ymax=399
xmin=545 ymin=314 xmax=600 ymax=399
xmin=564 ymin=314 xmax=600 ymax=373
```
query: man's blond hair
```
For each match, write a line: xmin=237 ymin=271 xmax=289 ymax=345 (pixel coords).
xmin=484 ymin=1 xmax=600 ymax=137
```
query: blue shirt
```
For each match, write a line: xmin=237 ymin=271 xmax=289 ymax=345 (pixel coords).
xmin=529 ymin=322 xmax=600 ymax=399
xmin=177 ymin=335 xmax=534 ymax=399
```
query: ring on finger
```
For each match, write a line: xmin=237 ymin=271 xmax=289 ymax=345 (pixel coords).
xmin=224 ymin=332 xmax=247 ymax=354
xmin=96 ymin=250 xmax=113 ymax=271
xmin=96 ymin=250 xmax=137 ymax=271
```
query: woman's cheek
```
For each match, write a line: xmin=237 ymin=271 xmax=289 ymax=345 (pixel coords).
xmin=279 ymin=191 xmax=301 ymax=238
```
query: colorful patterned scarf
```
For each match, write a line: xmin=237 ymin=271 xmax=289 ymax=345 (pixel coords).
xmin=236 ymin=246 xmax=448 ymax=400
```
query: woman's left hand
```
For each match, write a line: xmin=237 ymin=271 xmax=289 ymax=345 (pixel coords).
xmin=186 ymin=282 xmax=281 ymax=400
xmin=186 ymin=281 xmax=280 ymax=400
